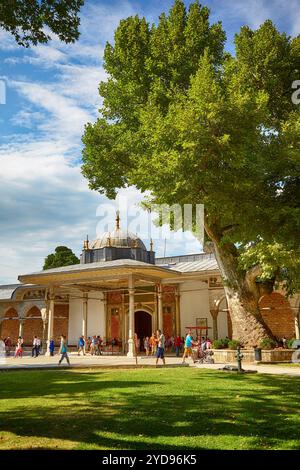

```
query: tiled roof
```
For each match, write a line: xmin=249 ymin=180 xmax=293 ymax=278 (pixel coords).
xmin=156 ymin=253 xmax=219 ymax=273
xmin=19 ymin=258 xmax=175 ymax=277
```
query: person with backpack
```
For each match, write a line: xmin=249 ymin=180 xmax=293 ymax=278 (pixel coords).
xmin=77 ymin=336 xmax=85 ymax=356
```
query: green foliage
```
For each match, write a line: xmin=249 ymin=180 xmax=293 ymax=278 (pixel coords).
xmin=212 ymin=339 xmax=228 ymax=349
xmin=287 ymin=338 xmax=296 ymax=349
xmin=228 ymin=340 xmax=241 ymax=350
xmin=239 ymin=242 xmax=300 ymax=296
xmin=43 ymin=246 xmax=79 ymax=270
xmin=0 ymin=0 xmax=84 ymax=46
xmin=260 ymin=338 xmax=277 ymax=350
xmin=82 ymin=0 xmax=300 ymax=296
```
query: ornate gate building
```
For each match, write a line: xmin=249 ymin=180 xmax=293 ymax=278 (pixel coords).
xmin=1 ymin=214 xmax=299 ymax=353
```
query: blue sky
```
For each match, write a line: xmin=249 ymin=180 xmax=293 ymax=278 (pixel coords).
xmin=0 ymin=0 xmax=299 ymax=284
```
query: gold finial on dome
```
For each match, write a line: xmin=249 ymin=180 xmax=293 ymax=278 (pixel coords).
xmin=115 ymin=210 xmax=120 ymax=230
xmin=150 ymin=238 xmax=154 ymax=251
xmin=83 ymin=235 xmax=89 ymax=250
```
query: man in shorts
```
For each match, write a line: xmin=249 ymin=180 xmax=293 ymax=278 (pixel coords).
xmin=182 ymin=330 xmax=195 ymax=363
xmin=155 ymin=329 xmax=166 ymax=366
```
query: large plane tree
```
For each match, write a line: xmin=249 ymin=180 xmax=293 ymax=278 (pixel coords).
xmin=82 ymin=0 xmax=300 ymax=346
xmin=0 ymin=0 xmax=84 ymax=46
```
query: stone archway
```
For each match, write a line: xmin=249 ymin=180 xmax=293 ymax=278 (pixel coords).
xmin=0 ymin=308 xmax=19 ymax=344
xmin=23 ymin=306 xmax=43 ymax=346
xmin=134 ymin=310 xmax=152 ymax=351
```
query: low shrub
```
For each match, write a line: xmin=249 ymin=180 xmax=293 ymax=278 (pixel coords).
xmin=212 ymin=338 xmax=231 ymax=349
xmin=212 ymin=339 xmax=227 ymax=349
xmin=260 ymin=338 xmax=277 ymax=350
xmin=228 ymin=340 xmax=241 ymax=350
xmin=287 ymin=338 xmax=296 ymax=349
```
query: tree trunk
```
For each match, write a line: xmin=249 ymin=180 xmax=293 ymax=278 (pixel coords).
xmin=205 ymin=222 xmax=274 ymax=347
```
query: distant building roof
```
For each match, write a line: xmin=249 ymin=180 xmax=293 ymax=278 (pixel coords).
xmin=0 ymin=284 xmax=23 ymax=300
xmin=156 ymin=252 xmax=219 ymax=273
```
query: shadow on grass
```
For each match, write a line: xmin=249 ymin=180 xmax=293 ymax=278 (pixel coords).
xmin=0 ymin=369 xmax=299 ymax=450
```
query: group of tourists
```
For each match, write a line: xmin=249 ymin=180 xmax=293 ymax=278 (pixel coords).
xmin=77 ymin=335 xmax=104 ymax=356
xmin=137 ymin=333 xmax=183 ymax=356
xmin=0 ymin=328 xmax=213 ymax=367
xmin=135 ymin=331 xmax=212 ymax=361
xmin=134 ymin=329 xmax=212 ymax=366
xmin=1 ymin=336 xmax=25 ymax=358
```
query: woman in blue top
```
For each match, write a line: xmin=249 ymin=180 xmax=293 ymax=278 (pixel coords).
xmin=58 ymin=335 xmax=70 ymax=366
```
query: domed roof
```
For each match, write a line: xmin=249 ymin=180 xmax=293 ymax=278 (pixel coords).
xmin=90 ymin=213 xmax=147 ymax=250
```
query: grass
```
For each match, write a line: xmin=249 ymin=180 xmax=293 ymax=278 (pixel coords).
xmin=265 ymin=363 xmax=300 ymax=367
xmin=0 ymin=368 xmax=299 ymax=450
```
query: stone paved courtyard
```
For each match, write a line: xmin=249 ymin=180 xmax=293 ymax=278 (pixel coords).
xmin=1 ymin=353 xmax=300 ymax=376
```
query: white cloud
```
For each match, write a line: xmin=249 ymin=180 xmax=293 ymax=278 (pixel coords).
xmin=11 ymin=80 xmax=94 ymax=141
xmin=0 ymin=0 xmax=205 ymax=284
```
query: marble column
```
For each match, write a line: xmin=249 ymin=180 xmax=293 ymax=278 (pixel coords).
xmin=18 ymin=319 xmax=24 ymax=338
xmin=82 ymin=293 xmax=88 ymax=341
xmin=157 ymin=284 xmax=163 ymax=331
xmin=46 ymin=290 xmax=55 ymax=356
xmin=175 ymin=288 xmax=181 ymax=336
xmin=40 ymin=307 xmax=47 ymax=354
xmin=210 ymin=308 xmax=219 ymax=340
xmin=127 ymin=276 xmax=135 ymax=357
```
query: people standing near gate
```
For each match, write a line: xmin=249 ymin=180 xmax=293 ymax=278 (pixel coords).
xmin=4 ymin=336 xmax=12 ymax=357
xmin=15 ymin=336 xmax=23 ymax=358
xmin=144 ymin=336 xmax=150 ymax=356
xmin=58 ymin=335 xmax=70 ymax=366
xmin=49 ymin=337 xmax=55 ymax=356
xmin=36 ymin=337 xmax=41 ymax=356
xmin=182 ymin=330 xmax=195 ymax=364
xmin=0 ymin=339 xmax=5 ymax=360
xmin=32 ymin=336 xmax=38 ymax=357
xmin=97 ymin=336 xmax=103 ymax=355
xmin=90 ymin=336 xmax=98 ymax=355
xmin=155 ymin=329 xmax=166 ymax=366
xmin=149 ymin=332 xmax=157 ymax=356
xmin=174 ymin=335 xmax=183 ymax=357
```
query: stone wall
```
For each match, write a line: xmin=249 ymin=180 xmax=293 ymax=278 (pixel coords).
xmin=212 ymin=348 xmax=295 ymax=364
xmin=259 ymin=292 xmax=295 ymax=339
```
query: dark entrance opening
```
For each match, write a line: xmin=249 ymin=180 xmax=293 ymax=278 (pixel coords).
xmin=134 ymin=311 xmax=152 ymax=351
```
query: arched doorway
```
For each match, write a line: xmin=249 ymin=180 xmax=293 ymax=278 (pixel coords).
xmin=23 ymin=306 xmax=43 ymax=346
xmin=135 ymin=310 xmax=152 ymax=351
xmin=0 ymin=308 xmax=19 ymax=344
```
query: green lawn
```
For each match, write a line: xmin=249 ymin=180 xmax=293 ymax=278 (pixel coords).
xmin=0 ymin=368 xmax=299 ymax=450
